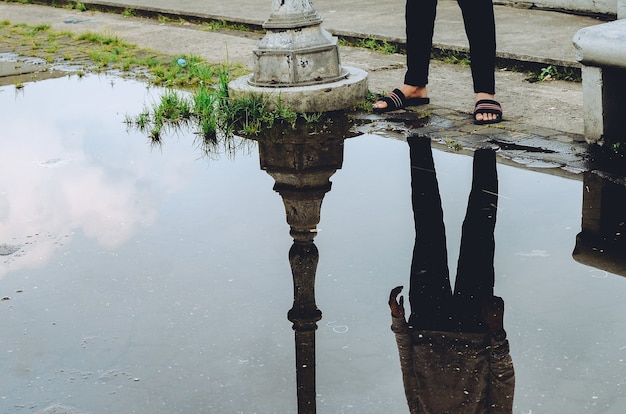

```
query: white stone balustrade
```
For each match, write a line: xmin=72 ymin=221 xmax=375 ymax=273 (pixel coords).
xmin=573 ymin=17 xmax=626 ymax=145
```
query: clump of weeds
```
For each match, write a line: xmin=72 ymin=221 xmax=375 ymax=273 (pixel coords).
xmin=444 ymin=138 xmax=463 ymax=151
xmin=125 ymin=66 xmax=301 ymax=149
xmin=432 ymin=48 xmax=471 ymax=66
xmin=201 ymin=19 xmax=251 ymax=32
xmin=339 ymin=37 xmax=399 ymax=54
xmin=122 ymin=8 xmax=136 ymax=18
xmin=525 ymin=65 xmax=581 ymax=83
xmin=65 ymin=1 xmax=88 ymax=11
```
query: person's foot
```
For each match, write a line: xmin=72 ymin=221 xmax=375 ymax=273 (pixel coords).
xmin=372 ymin=85 xmax=428 ymax=111
xmin=474 ymin=92 xmax=500 ymax=123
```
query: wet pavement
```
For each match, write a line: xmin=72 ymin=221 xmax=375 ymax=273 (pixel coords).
xmin=1 ymin=73 xmax=625 ymax=414
xmin=0 ymin=0 xmax=594 ymax=167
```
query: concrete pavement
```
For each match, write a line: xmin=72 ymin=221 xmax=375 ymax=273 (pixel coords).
xmin=0 ymin=0 xmax=609 ymax=174
xmin=79 ymin=0 xmax=605 ymax=68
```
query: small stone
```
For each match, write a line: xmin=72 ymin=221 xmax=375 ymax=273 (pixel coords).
xmin=0 ymin=244 xmax=21 ymax=256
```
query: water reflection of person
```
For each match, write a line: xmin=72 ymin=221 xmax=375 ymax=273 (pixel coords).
xmin=389 ymin=136 xmax=514 ymax=413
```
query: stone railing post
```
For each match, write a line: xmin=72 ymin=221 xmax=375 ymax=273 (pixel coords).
xmin=618 ymin=0 xmax=626 ymax=19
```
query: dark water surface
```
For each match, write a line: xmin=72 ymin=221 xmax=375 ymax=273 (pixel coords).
xmin=1 ymin=75 xmax=624 ymax=413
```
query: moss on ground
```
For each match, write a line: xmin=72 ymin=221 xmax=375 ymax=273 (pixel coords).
xmin=0 ymin=20 xmax=246 ymax=87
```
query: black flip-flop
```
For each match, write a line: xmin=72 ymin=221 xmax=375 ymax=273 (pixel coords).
xmin=473 ymin=99 xmax=503 ymax=125
xmin=373 ymin=88 xmax=430 ymax=113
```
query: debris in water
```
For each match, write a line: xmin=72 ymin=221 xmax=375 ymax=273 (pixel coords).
xmin=64 ymin=18 xmax=94 ymax=24
xmin=0 ymin=243 xmax=21 ymax=256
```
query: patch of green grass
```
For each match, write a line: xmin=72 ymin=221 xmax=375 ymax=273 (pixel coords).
xmin=193 ymin=85 xmax=219 ymax=137
xmin=201 ymin=19 xmax=250 ymax=32
xmin=444 ymin=138 xmax=463 ymax=151
xmin=361 ymin=39 xmax=398 ymax=54
xmin=432 ymin=48 xmax=470 ymax=66
xmin=24 ymin=23 xmax=51 ymax=36
xmin=157 ymin=15 xmax=174 ymax=23
xmin=76 ymin=31 xmax=123 ymax=46
xmin=526 ymin=65 xmax=581 ymax=82
xmin=126 ymin=68 xmax=302 ymax=145
xmin=302 ymin=112 xmax=323 ymax=123
xmin=122 ymin=8 xmax=136 ymax=18
xmin=1 ymin=21 xmax=244 ymax=87
xmin=43 ymin=42 xmax=58 ymax=53
xmin=351 ymin=91 xmax=378 ymax=112
xmin=65 ymin=1 xmax=87 ymax=11
xmin=156 ymin=90 xmax=192 ymax=122
xmin=339 ymin=37 xmax=399 ymax=54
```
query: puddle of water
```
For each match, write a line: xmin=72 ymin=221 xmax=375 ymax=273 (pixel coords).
xmin=0 ymin=75 xmax=625 ymax=413
xmin=0 ymin=53 xmax=66 ymax=87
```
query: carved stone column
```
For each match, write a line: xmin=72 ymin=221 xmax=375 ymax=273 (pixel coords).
xmin=251 ymin=0 xmax=346 ymax=87
xmin=229 ymin=0 xmax=368 ymax=112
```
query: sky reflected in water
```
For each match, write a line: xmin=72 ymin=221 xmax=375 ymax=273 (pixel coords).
xmin=1 ymin=75 xmax=624 ymax=413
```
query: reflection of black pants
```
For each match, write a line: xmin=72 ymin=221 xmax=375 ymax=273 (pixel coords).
xmin=404 ymin=0 xmax=496 ymax=94
xmin=407 ymin=137 xmax=498 ymax=333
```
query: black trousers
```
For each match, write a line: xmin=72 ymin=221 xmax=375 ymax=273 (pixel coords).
xmin=404 ymin=0 xmax=497 ymax=94
xmin=407 ymin=136 xmax=498 ymax=333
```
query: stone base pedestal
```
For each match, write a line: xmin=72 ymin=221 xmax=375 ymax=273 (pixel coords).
xmin=250 ymin=24 xmax=347 ymax=87
xmin=229 ymin=66 xmax=368 ymax=113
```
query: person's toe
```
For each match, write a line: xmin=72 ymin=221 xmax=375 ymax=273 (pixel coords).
xmin=373 ymin=100 xmax=388 ymax=109
xmin=475 ymin=112 xmax=496 ymax=122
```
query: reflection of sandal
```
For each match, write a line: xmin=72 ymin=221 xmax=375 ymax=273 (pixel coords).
xmin=473 ymin=99 xmax=503 ymax=125
xmin=373 ymin=88 xmax=430 ymax=113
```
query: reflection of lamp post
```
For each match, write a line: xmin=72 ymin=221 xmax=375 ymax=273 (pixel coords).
xmin=288 ymin=241 xmax=321 ymax=413
xmin=258 ymin=127 xmax=346 ymax=413
xmin=573 ymin=171 xmax=626 ymax=277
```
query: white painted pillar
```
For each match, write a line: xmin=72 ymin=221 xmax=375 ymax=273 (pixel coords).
xmin=580 ymin=66 xmax=604 ymax=143
xmin=618 ymin=0 xmax=626 ymax=19
xmin=573 ymin=19 xmax=626 ymax=144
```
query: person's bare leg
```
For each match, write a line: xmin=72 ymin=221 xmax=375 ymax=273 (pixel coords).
xmin=475 ymin=92 xmax=497 ymax=123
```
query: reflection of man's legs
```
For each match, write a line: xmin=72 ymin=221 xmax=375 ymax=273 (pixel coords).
xmin=407 ymin=136 xmax=452 ymax=330
xmin=453 ymin=148 xmax=498 ymax=332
